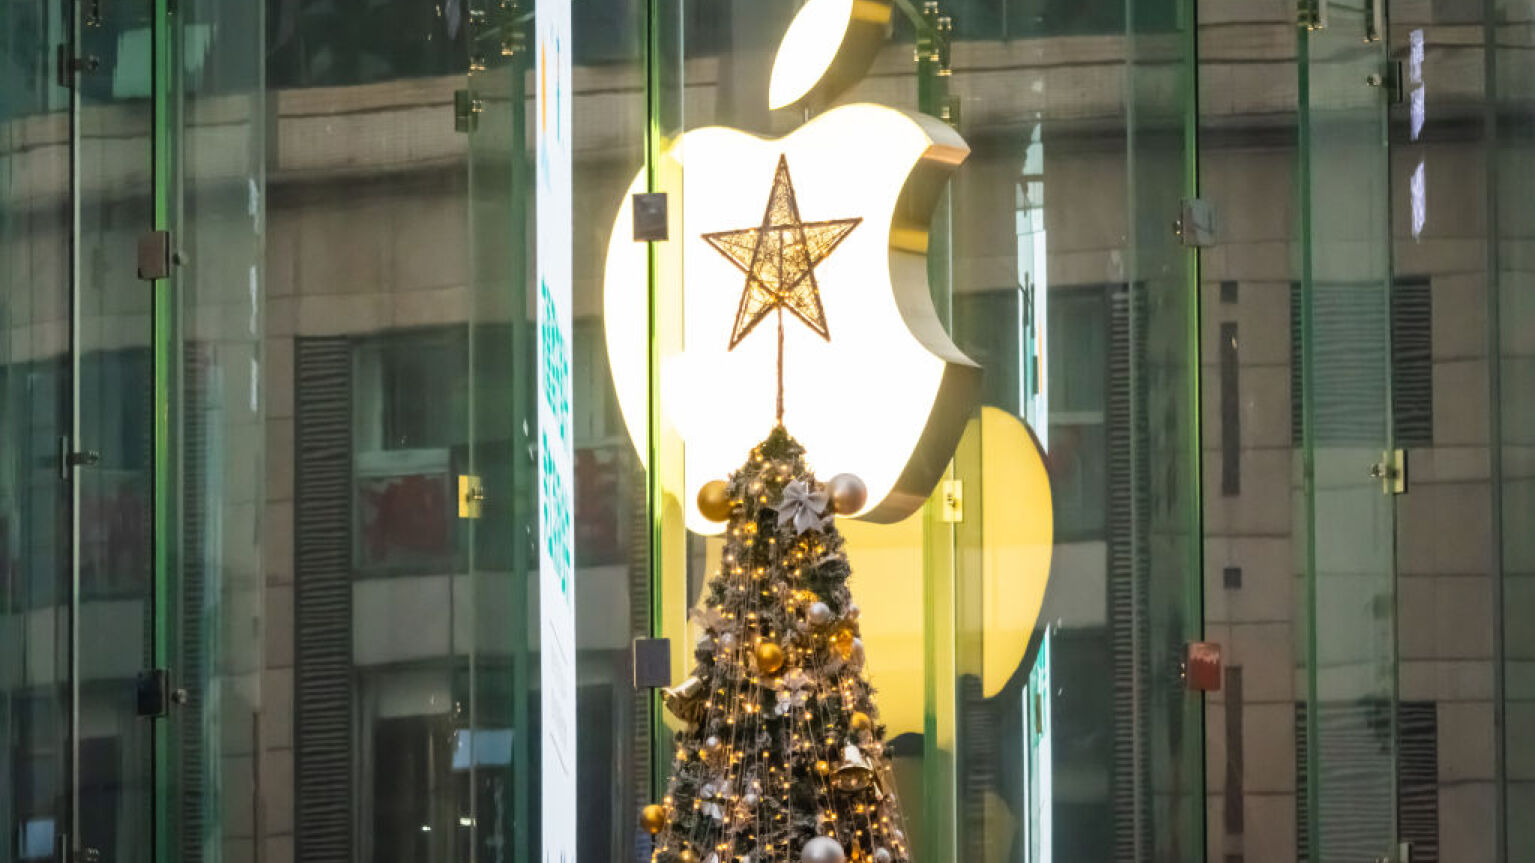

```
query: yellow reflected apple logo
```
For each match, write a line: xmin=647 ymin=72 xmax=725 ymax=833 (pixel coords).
xmin=603 ymin=0 xmax=982 ymax=534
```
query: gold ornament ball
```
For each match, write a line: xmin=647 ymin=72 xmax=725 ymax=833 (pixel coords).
xmin=678 ymin=849 xmax=699 ymax=863
xmin=755 ymin=641 xmax=786 ymax=675
xmin=826 ymin=473 xmax=868 ymax=515
xmin=850 ymin=711 xmax=873 ymax=732
xmin=832 ymin=627 xmax=856 ymax=660
xmin=640 ymin=804 xmax=667 ymax=834
xmin=815 ymin=759 xmax=831 ymax=775
xmin=697 ymin=480 xmax=734 ymax=522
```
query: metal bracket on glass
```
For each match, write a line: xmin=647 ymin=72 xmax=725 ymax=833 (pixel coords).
xmin=55 ymin=45 xmax=99 ymax=88
xmin=1365 ymin=61 xmax=1404 ymax=103
xmin=59 ymin=438 xmax=100 ymax=478
xmin=458 ymin=474 xmax=484 ymax=518
xmin=940 ymin=479 xmax=963 ymax=523
xmin=1365 ymin=0 xmax=1384 ymax=43
xmin=633 ymin=193 xmax=669 ymax=242
xmin=1297 ymin=0 xmax=1327 ymax=30
xmin=1369 ymin=449 xmax=1408 ymax=495
xmin=137 ymin=230 xmax=173 ymax=280
xmin=136 ymin=668 xmax=174 ymax=718
xmin=453 ymin=89 xmax=483 ymax=133
xmin=1184 ymin=641 xmax=1222 ymax=691
xmin=1175 ymin=198 xmax=1216 ymax=248
xmin=632 ymin=638 xmax=672 ymax=689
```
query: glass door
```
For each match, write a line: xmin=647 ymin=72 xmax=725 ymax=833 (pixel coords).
xmin=1297 ymin=1 xmax=1400 ymax=860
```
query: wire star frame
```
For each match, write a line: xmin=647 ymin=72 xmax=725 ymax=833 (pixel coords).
xmin=702 ymin=154 xmax=861 ymax=422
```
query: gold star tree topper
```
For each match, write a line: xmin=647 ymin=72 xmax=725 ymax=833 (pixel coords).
xmin=702 ymin=155 xmax=861 ymax=419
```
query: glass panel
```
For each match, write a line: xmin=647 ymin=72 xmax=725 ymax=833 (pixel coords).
xmin=1298 ymin=6 xmax=1399 ymax=862
xmin=642 ymin=4 xmax=1205 ymax=863
xmin=1385 ymin=7 xmax=1504 ymax=861
xmin=169 ymin=0 xmax=266 ymax=858
xmin=263 ymin=2 xmax=475 ymax=860
xmin=465 ymin=2 xmax=537 ymax=861
xmin=75 ymin=0 xmax=158 ymax=857
xmin=1126 ymin=2 xmax=1204 ymax=859
xmin=1 ymin=1 xmax=72 ymax=860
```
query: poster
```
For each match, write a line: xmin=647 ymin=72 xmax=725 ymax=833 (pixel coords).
xmin=535 ymin=0 xmax=576 ymax=860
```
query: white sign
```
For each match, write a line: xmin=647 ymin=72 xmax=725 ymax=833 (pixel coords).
xmin=535 ymin=1 xmax=575 ymax=861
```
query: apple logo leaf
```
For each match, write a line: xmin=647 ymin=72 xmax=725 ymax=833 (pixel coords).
xmin=768 ymin=0 xmax=895 ymax=113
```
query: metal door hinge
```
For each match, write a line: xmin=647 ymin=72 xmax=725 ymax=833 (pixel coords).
xmin=56 ymin=45 xmax=99 ymax=88
xmin=137 ymin=230 xmax=173 ymax=280
xmin=940 ymin=479 xmax=963 ymax=523
xmin=454 ymin=89 xmax=483 ymax=132
xmin=136 ymin=668 xmax=186 ymax=718
xmin=1175 ymin=198 xmax=1216 ymax=248
xmin=1369 ymin=449 xmax=1407 ymax=495
xmin=458 ymin=474 xmax=484 ymax=518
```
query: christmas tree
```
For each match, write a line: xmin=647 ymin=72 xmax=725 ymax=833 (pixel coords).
xmin=641 ymin=426 xmax=912 ymax=863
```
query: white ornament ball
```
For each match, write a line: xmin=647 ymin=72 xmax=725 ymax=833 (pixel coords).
xmin=807 ymin=602 xmax=834 ymax=626
xmin=719 ymin=632 xmax=737 ymax=650
xmin=801 ymin=837 xmax=846 ymax=863
xmin=873 ymin=849 xmax=893 ymax=863
xmin=705 ymin=735 xmax=721 ymax=750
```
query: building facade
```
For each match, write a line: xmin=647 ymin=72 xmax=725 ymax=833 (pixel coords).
xmin=1 ymin=1 xmax=1532 ymax=863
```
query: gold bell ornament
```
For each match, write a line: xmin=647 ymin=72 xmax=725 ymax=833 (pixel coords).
xmin=661 ymin=676 xmax=706 ymax=725
xmin=830 ymin=743 xmax=876 ymax=792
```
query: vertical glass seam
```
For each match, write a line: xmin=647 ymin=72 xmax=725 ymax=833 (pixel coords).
xmin=151 ymin=1 xmax=175 ymax=861
xmin=1295 ymin=23 xmax=1322 ymax=863
xmin=1480 ymin=0 xmax=1509 ymax=858
xmin=1180 ymin=0 xmax=1208 ymax=859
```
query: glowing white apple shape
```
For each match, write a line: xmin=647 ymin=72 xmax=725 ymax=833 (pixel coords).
xmin=603 ymin=0 xmax=979 ymax=534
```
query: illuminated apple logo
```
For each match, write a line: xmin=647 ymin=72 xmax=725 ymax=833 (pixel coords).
xmin=604 ymin=0 xmax=980 ymax=534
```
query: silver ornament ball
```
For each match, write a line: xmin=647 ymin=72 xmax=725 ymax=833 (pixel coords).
xmin=801 ymin=837 xmax=846 ymax=863
xmin=873 ymin=849 xmax=893 ymax=863
xmin=719 ymin=632 xmax=737 ymax=650
xmin=826 ymin=473 xmax=868 ymax=514
xmin=807 ymin=601 xmax=834 ymax=626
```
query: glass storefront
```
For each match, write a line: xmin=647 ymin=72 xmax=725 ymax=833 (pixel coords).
xmin=0 ymin=1 xmax=1531 ymax=863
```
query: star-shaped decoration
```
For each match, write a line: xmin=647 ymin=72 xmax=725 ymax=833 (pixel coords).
xmin=702 ymin=155 xmax=861 ymax=350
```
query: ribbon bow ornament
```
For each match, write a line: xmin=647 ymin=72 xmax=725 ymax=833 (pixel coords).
xmin=773 ymin=668 xmax=815 ymax=716
xmin=700 ymin=780 xmax=734 ymax=821
xmin=690 ymin=604 xmax=728 ymax=648
xmin=774 ymin=479 xmax=830 ymax=534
